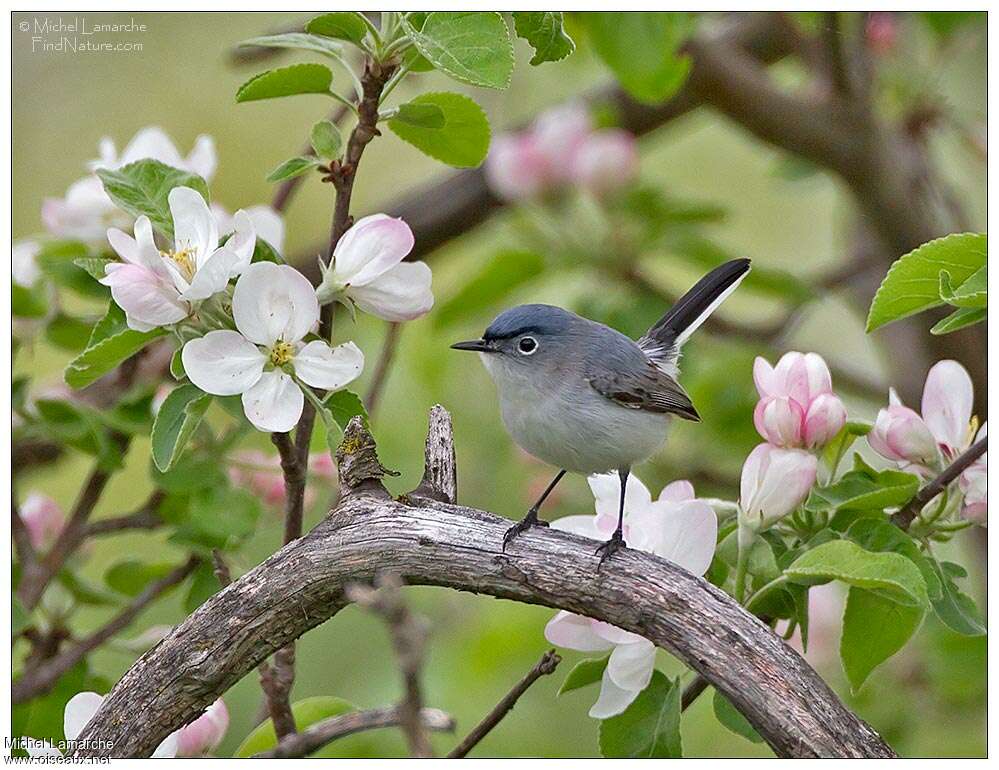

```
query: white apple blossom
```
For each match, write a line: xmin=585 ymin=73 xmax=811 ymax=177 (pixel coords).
xmin=545 ymin=474 xmax=717 ymax=718
xmin=42 ymin=127 xmax=216 ymax=243
xmin=316 ymin=214 xmax=434 ymax=322
xmin=100 ymin=186 xmax=255 ymax=331
xmin=25 ymin=691 xmax=178 ymax=758
xmin=739 ymin=443 xmax=818 ymax=531
xmin=213 ymin=203 xmax=285 ymax=255
xmin=12 ymin=241 xmax=43 ymax=288
xmin=182 ymin=262 xmax=363 ymax=432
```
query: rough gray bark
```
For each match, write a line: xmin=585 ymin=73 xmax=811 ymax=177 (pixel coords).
xmin=72 ymin=408 xmax=895 ymax=759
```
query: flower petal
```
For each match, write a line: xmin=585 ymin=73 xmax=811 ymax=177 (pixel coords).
xmin=100 ymin=263 xmax=188 ymax=330
xmin=346 ymin=261 xmax=434 ymax=322
xmin=118 ymin=126 xmax=185 ymax=168
xmin=244 ymin=206 xmax=284 ymax=255
xmin=293 ymin=340 xmax=364 ymax=391
xmin=223 ymin=210 xmax=257 ymax=274
xmin=25 ymin=741 xmax=63 ymax=758
xmin=232 ymin=263 xmax=319 ymax=346
xmin=186 ymin=135 xmax=218 ymax=180
xmin=64 ymin=691 xmax=104 ymax=741
xmin=241 ymin=370 xmax=303 ymax=433
xmin=606 ymin=639 xmax=656 ymax=692
xmin=921 ymin=360 xmax=974 ymax=454
xmin=588 ymin=473 xmax=651 ymax=533
xmin=654 ymin=500 xmax=718 ymax=576
xmin=182 ymin=330 xmax=265 ymax=396
xmin=169 ymin=187 xmax=218 ymax=265
xmin=332 ymin=214 xmax=414 ymax=287
xmin=658 ymin=480 xmax=695 ymax=503
xmin=544 ymin=611 xmax=613 ymax=653
xmin=181 ymin=247 xmax=241 ymax=301
xmin=589 ymin=666 xmax=640 ymax=719
xmin=550 ymin=514 xmax=603 ymax=540
xmin=152 ymin=731 xmax=180 ymax=759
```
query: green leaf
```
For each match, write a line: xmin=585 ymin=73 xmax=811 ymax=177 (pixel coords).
xmin=57 ymin=570 xmax=120 ymax=606
xmin=241 ymin=32 xmax=346 ymax=59
xmin=407 ymin=12 xmax=514 ymax=89
xmin=929 ymin=559 xmax=986 ymax=636
xmin=558 ymin=655 xmax=609 ymax=695
xmin=306 ymin=12 xmax=369 ymax=44
xmin=392 ymin=101 xmax=446 ymax=129
xmin=184 ymin=561 xmax=219 ymax=613
xmin=920 ymin=11 xmax=983 ymax=39
xmin=841 ymin=587 xmax=924 ymax=693
xmin=12 ymin=598 xmax=30 ymax=637
xmin=866 ymin=232 xmax=986 ymax=332
xmin=236 ymin=696 xmax=356 ymax=757
xmin=930 ymin=306 xmax=987 ymax=335
xmin=581 ymin=13 xmax=695 ymax=103
xmin=251 ymin=237 xmax=284 ymax=264
xmin=171 ymin=487 xmax=262 ymax=551
xmin=170 ymin=348 xmax=186 ymax=380
xmin=33 ymin=399 xmax=118 ymax=467
xmin=785 ymin=539 xmax=929 ymax=608
xmin=88 ymin=302 xmax=129 ymax=346
xmin=939 ymin=265 xmax=986 ymax=308
xmin=236 ymin=63 xmax=334 ymax=103
xmin=712 ymin=690 xmax=763 ymax=744
xmin=104 ymin=560 xmax=176 ymax=597
xmin=44 ymin=313 xmax=94 ymax=352
xmin=12 ymin=282 xmax=47 ymax=318
xmin=35 ymin=240 xmax=106 ymax=298
xmin=73 ymin=256 xmax=114 ymax=281
xmin=805 ymin=466 xmax=920 ymax=515
xmin=599 ymin=672 xmax=682 ymax=758
xmin=388 ymin=91 xmax=490 ymax=168
xmin=820 ymin=420 xmax=872 ymax=474
xmin=151 ymin=384 xmax=212 ymax=472
xmin=324 ymin=389 xmax=368 ymax=430
xmin=310 ymin=120 xmax=342 ymax=159
xmin=266 ymin=156 xmax=320 ymax=184
xmin=512 ymin=11 xmax=575 ymax=65
xmin=97 ymin=160 xmax=209 ymax=238
xmin=435 ymin=250 xmax=545 ymax=328
xmin=845 ymin=518 xmax=941 ymax=601
xmin=65 ymin=325 xmax=165 ymax=389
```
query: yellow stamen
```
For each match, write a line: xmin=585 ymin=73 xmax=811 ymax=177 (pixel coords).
xmin=161 ymin=247 xmax=197 ymax=282
xmin=269 ymin=340 xmax=295 ymax=367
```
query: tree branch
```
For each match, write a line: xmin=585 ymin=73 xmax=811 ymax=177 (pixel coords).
xmin=13 ymin=556 xmax=199 ymax=704
xmin=83 ymin=491 xmax=165 ymax=537
xmin=257 ymin=706 xmax=454 ymax=759
xmin=891 ymin=437 xmax=988 ymax=529
xmin=447 ymin=649 xmax=561 ymax=759
xmin=72 ymin=408 xmax=894 ymax=759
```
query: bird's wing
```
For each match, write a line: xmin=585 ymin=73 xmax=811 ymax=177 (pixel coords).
xmin=586 ymin=365 xmax=700 ymax=421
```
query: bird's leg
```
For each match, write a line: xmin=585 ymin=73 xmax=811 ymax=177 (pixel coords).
xmin=595 ymin=468 xmax=629 ymax=566
xmin=502 ymin=470 xmax=566 ymax=551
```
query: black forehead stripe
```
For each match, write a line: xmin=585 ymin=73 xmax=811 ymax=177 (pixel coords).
xmin=482 ymin=325 xmax=544 ymax=341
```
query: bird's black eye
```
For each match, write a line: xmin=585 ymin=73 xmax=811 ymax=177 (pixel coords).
xmin=518 ymin=336 xmax=538 ymax=355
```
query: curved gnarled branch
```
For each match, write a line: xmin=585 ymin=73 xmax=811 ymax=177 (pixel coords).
xmin=72 ymin=407 xmax=894 ymax=759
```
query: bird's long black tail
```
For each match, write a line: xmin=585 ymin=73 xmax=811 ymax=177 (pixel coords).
xmin=642 ymin=258 xmax=751 ymax=350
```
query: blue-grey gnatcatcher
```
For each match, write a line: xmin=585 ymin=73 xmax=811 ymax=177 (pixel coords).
xmin=451 ymin=258 xmax=750 ymax=564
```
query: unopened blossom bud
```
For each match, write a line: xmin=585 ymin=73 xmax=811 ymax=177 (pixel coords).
xmin=176 ymin=699 xmax=229 ymax=757
xmin=865 ymin=12 xmax=897 ymax=56
xmin=571 ymin=129 xmax=639 ymax=196
xmin=484 ymin=133 xmax=552 ymax=201
xmin=960 ymin=422 xmax=987 ymax=526
xmin=752 ymin=352 xmax=846 ymax=448
xmin=868 ymin=389 xmax=941 ymax=467
xmin=530 ymin=102 xmax=593 ymax=177
xmin=739 ymin=443 xmax=817 ymax=530
xmin=20 ymin=493 xmax=65 ymax=550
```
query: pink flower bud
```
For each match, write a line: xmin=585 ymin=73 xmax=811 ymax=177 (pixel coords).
xmin=176 ymin=699 xmax=229 ymax=757
xmin=754 ymin=396 xmax=805 ymax=447
xmin=739 ymin=444 xmax=817 ymax=530
xmin=960 ymin=422 xmax=987 ymax=526
xmin=484 ymin=134 xmax=552 ymax=201
xmin=865 ymin=12 xmax=897 ymax=56
xmin=570 ymin=129 xmax=639 ymax=196
xmin=802 ymin=393 xmax=847 ymax=448
xmin=868 ymin=390 xmax=941 ymax=468
xmin=20 ymin=493 xmax=65 ymax=550
xmin=309 ymin=452 xmax=336 ymax=480
xmin=530 ymin=103 xmax=593 ymax=177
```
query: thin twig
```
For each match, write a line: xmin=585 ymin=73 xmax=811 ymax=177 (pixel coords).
xmin=211 ymin=549 xmax=232 ymax=588
xmin=12 ymin=498 xmax=37 ymax=568
xmin=13 ymin=556 xmax=199 ymax=704
xmin=822 ymin=11 xmax=852 ymax=94
xmin=365 ymin=321 xmax=401 ymax=415
xmin=891 ymin=437 xmax=988 ymax=529
xmin=348 ymin=575 xmax=432 ymax=758
xmin=84 ymin=491 xmax=165 ymax=537
xmin=258 ymin=706 xmax=455 ymax=759
xmin=447 ymin=650 xmax=561 ymax=759
xmin=681 ymin=675 xmax=710 ymax=711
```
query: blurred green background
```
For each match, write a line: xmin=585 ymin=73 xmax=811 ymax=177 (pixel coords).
xmin=12 ymin=12 xmax=986 ymax=757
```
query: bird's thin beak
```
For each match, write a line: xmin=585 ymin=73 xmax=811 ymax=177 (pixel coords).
xmin=450 ymin=339 xmax=495 ymax=353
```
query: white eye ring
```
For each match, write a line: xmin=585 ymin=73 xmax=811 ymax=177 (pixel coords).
xmin=518 ymin=336 xmax=538 ymax=355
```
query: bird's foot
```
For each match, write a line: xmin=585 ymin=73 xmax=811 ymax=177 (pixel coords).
xmin=595 ymin=532 xmax=626 ymax=569
xmin=502 ymin=511 xmax=549 ymax=551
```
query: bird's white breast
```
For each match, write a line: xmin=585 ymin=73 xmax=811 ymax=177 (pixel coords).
xmin=481 ymin=353 xmax=669 ymax=474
